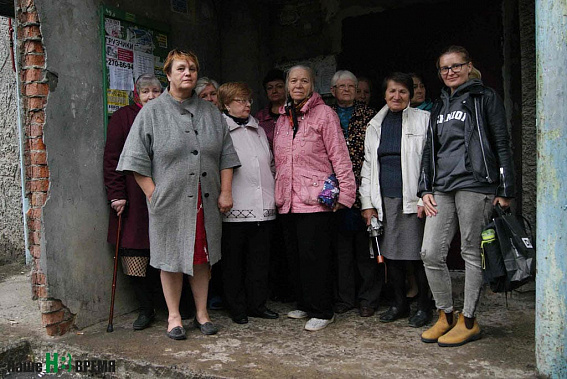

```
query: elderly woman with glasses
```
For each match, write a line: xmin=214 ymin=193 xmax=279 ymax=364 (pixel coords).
xmin=217 ymin=82 xmax=278 ymax=325
xmin=418 ymin=46 xmax=515 ymax=347
xmin=360 ymin=72 xmax=431 ymax=328
xmin=117 ymin=49 xmax=241 ymax=340
xmin=274 ymin=65 xmax=356 ymax=332
xmin=329 ymin=70 xmax=381 ymax=318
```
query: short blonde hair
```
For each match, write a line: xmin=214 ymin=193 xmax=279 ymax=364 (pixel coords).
xmin=218 ymin=82 xmax=252 ymax=110
xmin=163 ymin=49 xmax=200 ymax=75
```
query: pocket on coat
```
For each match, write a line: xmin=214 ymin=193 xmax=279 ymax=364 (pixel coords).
xmin=297 ymin=172 xmax=327 ymax=205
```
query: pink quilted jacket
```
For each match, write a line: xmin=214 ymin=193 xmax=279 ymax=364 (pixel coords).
xmin=273 ymin=93 xmax=356 ymax=214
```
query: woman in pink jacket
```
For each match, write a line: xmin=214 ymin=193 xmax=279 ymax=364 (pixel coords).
xmin=273 ymin=65 xmax=356 ymax=332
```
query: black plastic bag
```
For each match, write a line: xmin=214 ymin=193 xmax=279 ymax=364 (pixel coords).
xmin=481 ymin=224 xmax=508 ymax=292
xmin=481 ymin=205 xmax=535 ymax=293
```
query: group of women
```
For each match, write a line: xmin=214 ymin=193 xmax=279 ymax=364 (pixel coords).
xmin=103 ymin=45 xmax=514 ymax=348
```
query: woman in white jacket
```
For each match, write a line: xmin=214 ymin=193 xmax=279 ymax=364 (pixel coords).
xmin=218 ymin=82 xmax=278 ymax=325
xmin=359 ymin=72 xmax=431 ymax=328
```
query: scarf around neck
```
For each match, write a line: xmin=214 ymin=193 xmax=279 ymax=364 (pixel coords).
xmin=285 ymin=95 xmax=311 ymax=138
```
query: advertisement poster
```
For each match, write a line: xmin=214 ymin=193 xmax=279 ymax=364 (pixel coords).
xmin=133 ymin=51 xmax=155 ymax=82
xmin=107 ymin=89 xmax=129 ymax=113
xmin=106 ymin=36 xmax=135 ymax=91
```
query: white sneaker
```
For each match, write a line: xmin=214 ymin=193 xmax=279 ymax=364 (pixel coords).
xmin=287 ymin=310 xmax=308 ymax=319
xmin=304 ymin=315 xmax=335 ymax=331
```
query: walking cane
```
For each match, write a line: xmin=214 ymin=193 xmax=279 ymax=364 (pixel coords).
xmin=107 ymin=214 xmax=122 ymax=332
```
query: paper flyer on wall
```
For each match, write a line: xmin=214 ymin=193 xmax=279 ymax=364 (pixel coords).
xmin=133 ymin=51 xmax=155 ymax=82
xmin=107 ymin=89 xmax=129 ymax=114
xmin=106 ymin=36 xmax=135 ymax=91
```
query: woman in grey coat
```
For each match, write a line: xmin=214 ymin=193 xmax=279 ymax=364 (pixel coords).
xmin=118 ymin=49 xmax=240 ymax=340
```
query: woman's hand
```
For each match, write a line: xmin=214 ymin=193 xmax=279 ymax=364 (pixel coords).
xmin=218 ymin=191 xmax=233 ymax=213
xmin=111 ymin=199 xmax=127 ymax=216
xmin=417 ymin=205 xmax=425 ymax=219
xmin=422 ymin=194 xmax=438 ymax=217
xmin=333 ymin=203 xmax=346 ymax=212
xmin=493 ymin=196 xmax=511 ymax=209
xmin=362 ymin=208 xmax=378 ymax=226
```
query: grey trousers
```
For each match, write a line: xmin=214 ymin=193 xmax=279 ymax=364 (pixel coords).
xmin=420 ymin=191 xmax=494 ymax=318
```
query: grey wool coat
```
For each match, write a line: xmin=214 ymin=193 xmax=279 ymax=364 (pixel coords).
xmin=117 ymin=89 xmax=241 ymax=276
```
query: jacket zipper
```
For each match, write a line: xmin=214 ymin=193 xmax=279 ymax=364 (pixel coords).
xmin=429 ymin=121 xmax=435 ymax=191
xmin=474 ymin=97 xmax=493 ymax=183
xmin=500 ymin=167 xmax=506 ymax=195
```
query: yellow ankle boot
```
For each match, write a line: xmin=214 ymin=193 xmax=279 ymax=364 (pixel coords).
xmin=421 ymin=310 xmax=457 ymax=343
xmin=437 ymin=314 xmax=481 ymax=347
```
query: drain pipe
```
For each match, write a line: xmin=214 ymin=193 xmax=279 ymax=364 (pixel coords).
xmin=535 ymin=0 xmax=567 ymax=376
xmin=11 ymin=19 xmax=31 ymax=264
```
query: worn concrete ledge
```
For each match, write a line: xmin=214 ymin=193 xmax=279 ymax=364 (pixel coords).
xmin=0 ymin=271 xmax=537 ymax=378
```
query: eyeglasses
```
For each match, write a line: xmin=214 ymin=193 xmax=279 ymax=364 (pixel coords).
xmin=439 ymin=62 xmax=469 ymax=76
xmin=233 ymin=98 xmax=253 ymax=105
xmin=334 ymin=84 xmax=356 ymax=91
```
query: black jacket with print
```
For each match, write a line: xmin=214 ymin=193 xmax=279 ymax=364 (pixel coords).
xmin=418 ymin=80 xmax=515 ymax=198
xmin=331 ymin=101 xmax=377 ymax=208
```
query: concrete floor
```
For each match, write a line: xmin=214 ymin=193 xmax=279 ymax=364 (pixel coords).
xmin=0 ymin=264 xmax=537 ymax=378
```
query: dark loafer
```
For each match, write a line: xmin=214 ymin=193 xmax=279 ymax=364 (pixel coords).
xmin=193 ymin=318 xmax=219 ymax=335
xmin=207 ymin=295 xmax=224 ymax=311
xmin=359 ymin=306 xmax=375 ymax=318
xmin=248 ymin=309 xmax=279 ymax=319
xmin=166 ymin=326 xmax=187 ymax=340
xmin=409 ymin=310 xmax=432 ymax=328
xmin=379 ymin=306 xmax=410 ymax=323
xmin=232 ymin=315 xmax=249 ymax=324
xmin=133 ymin=310 xmax=155 ymax=330
xmin=334 ymin=303 xmax=354 ymax=314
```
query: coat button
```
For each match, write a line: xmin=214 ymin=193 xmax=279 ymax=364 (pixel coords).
xmin=204 ymin=193 xmax=209 ymax=198
xmin=194 ymin=130 xmax=198 ymax=135
xmin=202 ymin=172 xmax=207 ymax=177
xmin=192 ymin=150 xmax=198 ymax=155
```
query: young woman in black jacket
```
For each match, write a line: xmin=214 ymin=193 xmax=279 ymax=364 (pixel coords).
xmin=418 ymin=46 xmax=515 ymax=347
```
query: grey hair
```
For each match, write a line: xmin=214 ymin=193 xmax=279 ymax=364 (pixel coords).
xmin=330 ymin=70 xmax=358 ymax=88
xmin=135 ymin=74 xmax=162 ymax=92
xmin=285 ymin=65 xmax=315 ymax=95
xmin=195 ymin=77 xmax=220 ymax=96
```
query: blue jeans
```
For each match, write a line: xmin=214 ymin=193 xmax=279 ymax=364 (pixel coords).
xmin=420 ymin=191 xmax=494 ymax=318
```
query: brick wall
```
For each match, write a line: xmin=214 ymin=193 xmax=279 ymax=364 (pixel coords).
xmin=16 ymin=0 xmax=75 ymax=336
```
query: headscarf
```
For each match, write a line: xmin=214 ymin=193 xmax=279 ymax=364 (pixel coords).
xmin=133 ymin=87 xmax=143 ymax=108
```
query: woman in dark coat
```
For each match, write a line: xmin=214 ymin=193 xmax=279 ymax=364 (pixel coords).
xmin=103 ymin=74 xmax=162 ymax=330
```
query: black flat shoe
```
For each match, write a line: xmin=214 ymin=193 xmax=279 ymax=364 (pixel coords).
xmin=379 ymin=306 xmax=410 ymax=323
xmin=133 ymin=311 xmax=155 ymax=330
xmin=409 ymin=310 xmax=432 ymax=328
xmin=334 ymin=303 xmax=354 ymax=314
xmin=193 ymin=318 xmax=218 ymax=335
xmin=232 ymin=315 xmax=249 ymax=324
xmin=248 ymin=309 xmax=279 ymax=319
xmin=166 ymin=326 xmax=187 ymax=340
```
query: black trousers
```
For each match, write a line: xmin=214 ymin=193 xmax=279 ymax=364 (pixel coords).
xmin=281 ymin=212 xmax=335 ymax=320
xmin=222 ymin=221 xmax=273 ymax=318
xmin=387 ymin=258 xmax=431 ymax=311
xmin=335 ymin=222 xmax=383 ymax=309
xmin=268 ymin=215 xmax=293 ymax=299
